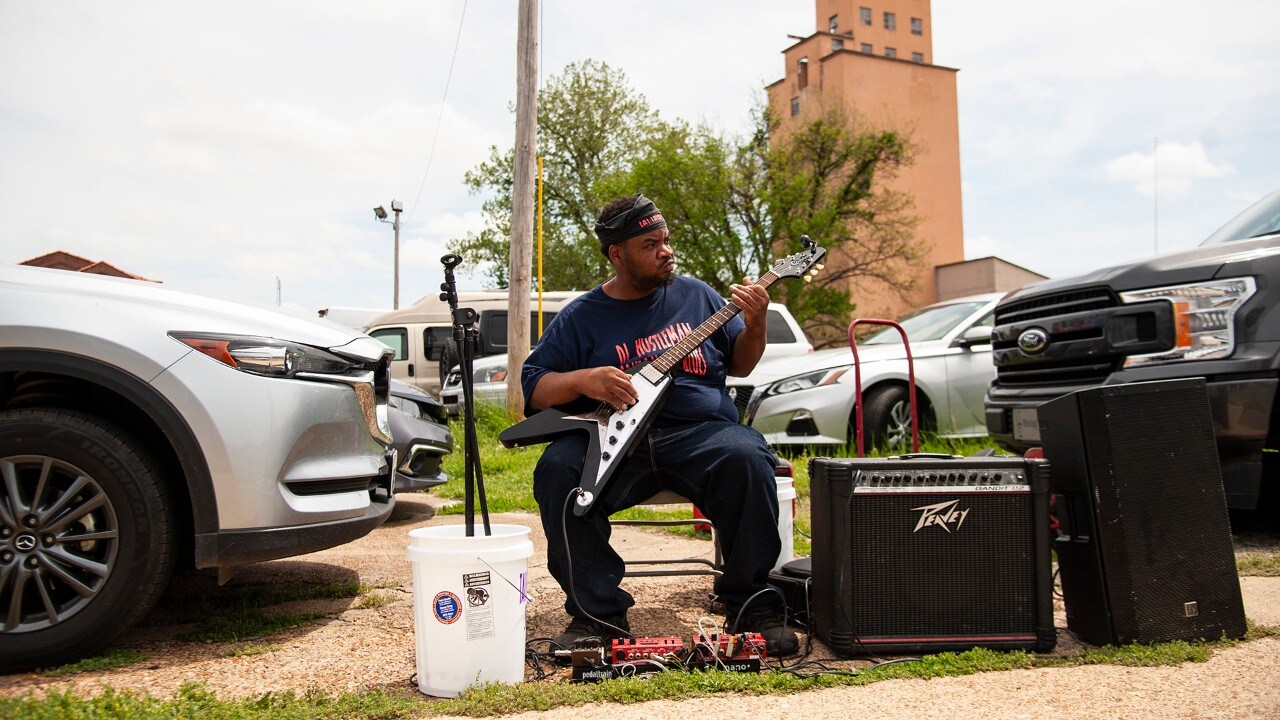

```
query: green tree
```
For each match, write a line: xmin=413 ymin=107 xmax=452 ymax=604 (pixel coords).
xmin=450 ymin=60 xmax=664 ymax=289
xmin=621 ymin=101 xmax=920 ymax=346
xmin=762 ymin=102 xmax=922 ymax=345
xmin=451 ymin=63 xmax=922 ymax=349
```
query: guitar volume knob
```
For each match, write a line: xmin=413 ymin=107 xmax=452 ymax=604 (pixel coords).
xmin=608 ymin=436 xmax=618 ymax=445
xmin=602 ymin=451 xmax=612 ymax=461
xmin=615 ymin=421 xmax=624 ymax=431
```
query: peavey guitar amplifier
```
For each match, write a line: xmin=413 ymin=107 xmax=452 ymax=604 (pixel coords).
xmin=809 ymin=455 xmax=1055 ymax=656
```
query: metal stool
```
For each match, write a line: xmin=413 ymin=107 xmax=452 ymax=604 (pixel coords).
xmin=614 ymin=489 xmax=723 ymax=577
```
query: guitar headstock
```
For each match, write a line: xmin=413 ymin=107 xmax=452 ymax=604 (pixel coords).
xmin=772 ymin=235 xmax=827 ymax=283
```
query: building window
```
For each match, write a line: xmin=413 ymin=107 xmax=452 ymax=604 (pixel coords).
xmin=790 ymin=97 xmax=800 ymax=117
xmin=832 ymin=38 xmax=844 ymax=51
xmin=829 ymin=15 xmax=839 ymax=33
xmin=860 ymin=7 xmax=871 ymax=25
xmin=884 ymin=47 xmax=897 ymax=59
xmin=912 ymin=52 xmax=924 ymax=63
xmin=860 ymin=43 xmax=872 ymax=53
xmin=884 ymin=12 xmax=896 ymax=31
xmin=911 ymin=17 xmax=923 ymax=35
xmin=797 ymin=57 xmax=809 ymax=89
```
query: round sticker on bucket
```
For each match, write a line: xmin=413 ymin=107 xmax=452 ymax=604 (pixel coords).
xmin=432 ymin=591 xmax=462 ymax=624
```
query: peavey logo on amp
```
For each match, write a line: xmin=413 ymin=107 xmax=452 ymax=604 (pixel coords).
xmin=912 ymin=499 xmax=970 ymax=532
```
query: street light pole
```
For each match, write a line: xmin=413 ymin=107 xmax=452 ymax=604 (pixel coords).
xmin=391 ymin=199 xmax=403 ymax=310
xmin=374 ymin=200 xmax=405 ymax=310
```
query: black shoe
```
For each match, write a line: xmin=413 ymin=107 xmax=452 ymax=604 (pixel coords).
xmin=552 ymin=613 xmax=630 ymax=652
xmin=729 ymin=607 xmax=799 ymax=657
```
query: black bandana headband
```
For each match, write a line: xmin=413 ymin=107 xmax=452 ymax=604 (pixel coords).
xmin=594 ymin=194 xmax=667 ymax=254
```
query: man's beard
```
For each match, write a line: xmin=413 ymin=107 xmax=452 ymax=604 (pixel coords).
xmin=622 ymin=253 xmax=676 ymax=291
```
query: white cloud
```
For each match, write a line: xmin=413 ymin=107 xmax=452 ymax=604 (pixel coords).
xmin=3 ymin=0 xmax=1280 ymax=307
xmin=1104 ymin=141 xmax=1233 ymax=197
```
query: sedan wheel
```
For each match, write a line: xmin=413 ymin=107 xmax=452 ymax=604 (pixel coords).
xmin=857 ymin=385 xmax=932 ymax=453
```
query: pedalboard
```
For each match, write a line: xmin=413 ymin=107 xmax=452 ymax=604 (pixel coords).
xmin=568 ymin=634 xmax=766 ymax=682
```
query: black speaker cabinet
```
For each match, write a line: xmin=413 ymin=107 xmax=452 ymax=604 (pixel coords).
xmin=809 ymin=456 xmax=1055 ymax=656
xmin=1038 ymin=378 xmax=1247 ymax=646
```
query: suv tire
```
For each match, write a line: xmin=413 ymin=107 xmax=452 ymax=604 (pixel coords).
xmin=0 ymin=408 xmax=175 ymax=672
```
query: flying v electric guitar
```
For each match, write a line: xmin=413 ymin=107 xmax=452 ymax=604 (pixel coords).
xmin=498 ymin=236 xmax=826 ymax=518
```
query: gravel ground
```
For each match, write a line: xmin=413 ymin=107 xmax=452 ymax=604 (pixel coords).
xmin=2 ymin=492 xmax=1278 ymax=719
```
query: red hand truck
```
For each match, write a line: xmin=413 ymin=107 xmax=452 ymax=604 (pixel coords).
xmin=847 ymin=318 xmax=919 ymax=457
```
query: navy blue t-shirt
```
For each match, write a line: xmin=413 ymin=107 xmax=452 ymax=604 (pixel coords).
xmin=521 ymin=276 xmax=744 ymax=426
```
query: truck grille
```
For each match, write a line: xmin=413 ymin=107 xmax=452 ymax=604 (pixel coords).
xmin=994 ymin=288 xmax=1116 ymax=326
xmin=993 ymin=288 xmax=1122 ymax=388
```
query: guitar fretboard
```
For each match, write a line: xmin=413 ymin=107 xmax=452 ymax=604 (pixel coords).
xmin=649 ymin=268 xmax=782 ymax=375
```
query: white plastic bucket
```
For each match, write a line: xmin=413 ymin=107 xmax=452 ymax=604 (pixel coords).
xmin=774 ymin=477 xmax=796 ymax=572
xmin=405 ymin=523 xmax=534 ymax=697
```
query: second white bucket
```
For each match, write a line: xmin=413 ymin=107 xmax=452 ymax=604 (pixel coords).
xmin=773 ymin=476 xmax=796 ymax=572
xmin=406 ymin=524 xmax=533 ymax=698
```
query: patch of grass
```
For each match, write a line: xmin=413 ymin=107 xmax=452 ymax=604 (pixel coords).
xmin=1246 ymin=622 xmax=1280 ymax=640
xmin=356 ymin=592 xmax=397 ymax=610
xmin=5 ymin=637 xmax=1257 ymax=718
xmin=176 ymin=581 xmax=366 ymax=644
xmin=221 ymin=643 xmax=280 ymax=658
xmin=180 ymin=610 xmax=326 ymax=644
xmin=0 ymin=683 xmax=422 ymax=720
xmin=40 ymin=649 xmax=148 ymax=676
xmin=1236 ymin=551 xmax=1280 ymax=576
xmin=438 ymin=402 xmax=541 ymax=515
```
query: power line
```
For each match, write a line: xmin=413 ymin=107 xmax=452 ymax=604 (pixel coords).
xmin=406 ymin=0 xmax=470 ymax=224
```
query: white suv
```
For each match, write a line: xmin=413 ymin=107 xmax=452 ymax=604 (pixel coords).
xmin=0 ymin=265 xmax=396 ymax=672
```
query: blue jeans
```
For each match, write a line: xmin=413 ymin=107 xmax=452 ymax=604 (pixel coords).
xmin=532 ymin=421 xmax=782 ymax=619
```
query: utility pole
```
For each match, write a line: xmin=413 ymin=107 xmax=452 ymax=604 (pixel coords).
xmin=507 ymin=0 xmax=537 ymax=417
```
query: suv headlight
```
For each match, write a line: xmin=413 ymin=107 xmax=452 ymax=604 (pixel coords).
xmin=171 ymin=334 xmax=357 ymax=377
xmin=172 ymin=332 xmax=392 ymax=444
xmin=1120 ymin=277 xmax=1256 ymax=367
xmin=765 ymin=367 xmax=850 ymax=396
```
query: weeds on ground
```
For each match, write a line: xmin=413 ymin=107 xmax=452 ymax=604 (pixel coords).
xmin=177 ymin=582 xmax=366 ymax=644
xmin=39 ymin=650 xmax=148 ymax=677
xmin=1235 ymin=551 xmax=1280 ymax=576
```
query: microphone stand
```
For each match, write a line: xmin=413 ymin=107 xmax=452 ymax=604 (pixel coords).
xmin=439 ymin=254 xmax=491 ymax=537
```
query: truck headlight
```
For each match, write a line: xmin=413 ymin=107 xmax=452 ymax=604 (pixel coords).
xmin=1120 ymin=277 xmax=1256 ymax=367
xmin=766 ymin=367 xmax=850 ymax=396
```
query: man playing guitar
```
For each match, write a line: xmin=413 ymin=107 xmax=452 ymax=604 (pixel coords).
xmin=520 ymin=193 xmax=798 ymax=657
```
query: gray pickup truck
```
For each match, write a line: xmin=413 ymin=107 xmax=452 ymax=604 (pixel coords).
xmin=985 ymin=189 xmax=1280 ymax=509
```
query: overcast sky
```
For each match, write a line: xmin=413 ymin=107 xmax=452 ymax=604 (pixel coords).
xmin=3 ymin=1 xmax=1278 ymax=317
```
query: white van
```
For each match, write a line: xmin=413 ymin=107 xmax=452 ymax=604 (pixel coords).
xmin=365 ymin=291 xmax=584 ymax=396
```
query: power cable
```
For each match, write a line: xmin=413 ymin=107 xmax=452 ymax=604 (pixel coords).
xmin=406 ymin=0 xmax=469 ymax=224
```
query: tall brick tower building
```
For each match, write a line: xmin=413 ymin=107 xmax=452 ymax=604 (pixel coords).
xmin=767 ymin=0 xmax=963 ymax=318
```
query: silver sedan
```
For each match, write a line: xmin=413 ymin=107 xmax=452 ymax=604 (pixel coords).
xmin=735 ymin=293 xmax=1003 ymax=452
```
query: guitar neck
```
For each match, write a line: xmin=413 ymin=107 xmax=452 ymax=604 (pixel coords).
xmin=649 ymin=269 xmax=782 ymax=375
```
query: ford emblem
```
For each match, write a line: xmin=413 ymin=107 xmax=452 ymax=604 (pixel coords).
xmin=1017 ymin=327 xmax=1050 ymax=355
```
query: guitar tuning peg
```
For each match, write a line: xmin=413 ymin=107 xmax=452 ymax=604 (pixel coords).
xmin=817 ymin=263 xmax=825 ymax=270
xmin=803 ymin=276 xmax=812 ymax=283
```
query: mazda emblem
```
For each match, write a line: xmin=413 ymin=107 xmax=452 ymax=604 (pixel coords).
xmin=14 ymin=533 xmax=37 ymax=552
xmin=1017 ymin=327 xmax=1050 ymax=355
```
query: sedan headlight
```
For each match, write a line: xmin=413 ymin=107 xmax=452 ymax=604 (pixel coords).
xmin=765 ymin=367 xmax=850 ymax=396
xmin=475 ymin=365 xmax=509 ymax=384
xmin=1119 ymin=277 xmax=1256 ymax=367
xmin=171 ymin=334 xmax=356 ymax=377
